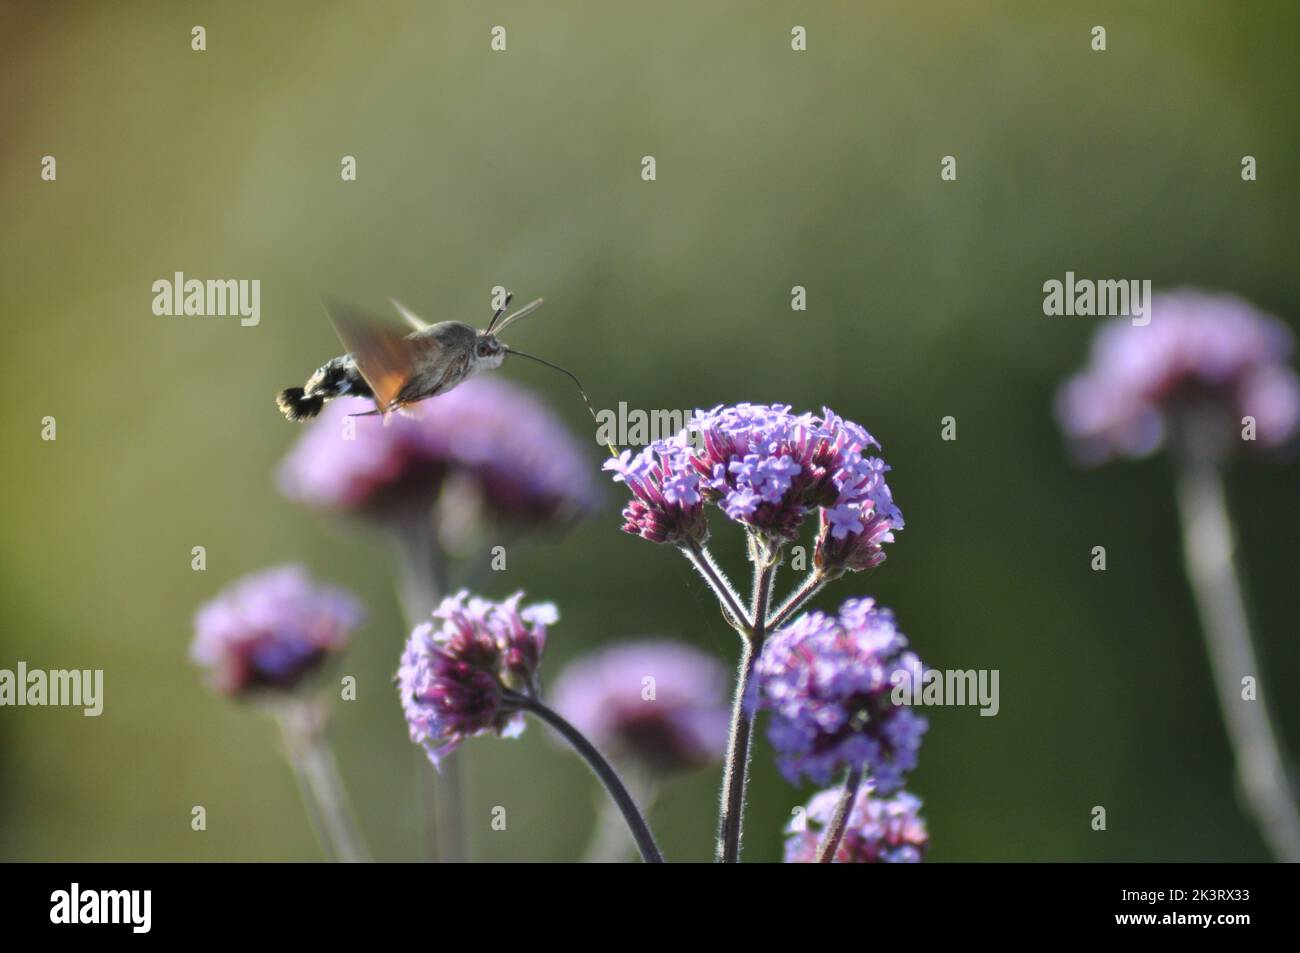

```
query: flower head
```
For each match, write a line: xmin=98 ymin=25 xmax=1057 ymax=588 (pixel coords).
xmin=278 ymin=377 xmax=602 ymax=523
xmin=191 ymin=565 xmax=362 ymax=696
xmin=398 ymin=590 xmax=556 ymax=767
xmin=550 ymin=640 xmax=729 ymax=773
xmin=784 ymin=785 xmax=929 ymax=863
xmin=749 ymin=597 xmax=926 ymax=790
xmin=1055 ymin=290 xmax=1300 ymax=464
xmin=602 ymin=440 xmax=709 ymax=545
xmin=606 ymin=404 xmax=902 ymax=572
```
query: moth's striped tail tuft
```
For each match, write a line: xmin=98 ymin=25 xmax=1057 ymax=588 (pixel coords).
xmin=277 ymin=387 xmax=326 ymax=422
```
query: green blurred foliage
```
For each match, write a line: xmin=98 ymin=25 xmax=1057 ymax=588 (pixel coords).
xmin=1 ymin=0 xmax=1297 ymax=861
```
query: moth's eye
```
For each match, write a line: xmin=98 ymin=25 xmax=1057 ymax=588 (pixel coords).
xmin=476 ymin=343 xmax=490 ymax=357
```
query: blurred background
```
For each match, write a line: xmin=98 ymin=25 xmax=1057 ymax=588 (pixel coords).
xmin=2 ymin=0 xmax=1297 ymax=862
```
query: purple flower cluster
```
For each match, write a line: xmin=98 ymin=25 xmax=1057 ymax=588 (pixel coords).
xmin=398 ymin=590 xmax=556 ymax=767
xmin=749 ymin=598 xmax=926 ymax=790
xmin=603 ymin=436 xmax=710 ymax=545
xmin=1055 ymin=290 xmax=1300 ymax=464
xmin=550 ymin=640 xmax=729 ymax=773
xmin=784 ymin=785 xmax=929 ymax=863
xmin=191 ymin=565 xmax=362 ymax=696
xmin=278 ymin=377 xmax=602 ymax=522
xmin=605 ymin=404 xmax=902 ymax=571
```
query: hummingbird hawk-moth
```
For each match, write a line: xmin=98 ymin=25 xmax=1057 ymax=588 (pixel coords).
xmin=277 ymin=293 xmax=589 ymax=423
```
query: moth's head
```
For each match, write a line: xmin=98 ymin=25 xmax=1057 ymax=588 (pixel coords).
xmin=473 ymin=332 xmax=506 ymax=368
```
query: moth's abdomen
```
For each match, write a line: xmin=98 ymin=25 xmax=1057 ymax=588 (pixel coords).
xmin=276 ymin=387 xmax=325 ymax=421
xmin=307 ymin=355 xmax=372 ymax=400
xmin=277 ymin=354 xmax=374 ymax=422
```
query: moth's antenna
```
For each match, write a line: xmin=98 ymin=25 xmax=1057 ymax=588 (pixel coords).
xmin=492 ymin=298 xmax=545 ymax=336
xmin=486 ymin=292 xmax=514 ymax=335
xmin=505 ymin=347 xmax=618 ymax=458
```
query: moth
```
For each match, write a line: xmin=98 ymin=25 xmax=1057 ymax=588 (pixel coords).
xmin=277 ymin=293 xmax=583 ymax=422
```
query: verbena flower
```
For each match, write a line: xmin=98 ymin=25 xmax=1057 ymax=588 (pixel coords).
xmin=784 ymin=785 xmax=929 ymax=863
xmin=1055 ymin=289 xmax=1300 ymax=464
xmin=398 ymin=590 xmax=556 ymax=767
xmin=602 ymin=439 xmax=709 ymax=545
xmin=605 ymin=404 xmax=902 ymax=572
xmin=278 ymin=377 xmax=602 ymax=522
xmin=191 ymin=565 xmax=362 ymax=696
xmin=749 ymin=597 xmax=926 ymax=790
xmin=550 ymin=640 xmax=729 ymax=773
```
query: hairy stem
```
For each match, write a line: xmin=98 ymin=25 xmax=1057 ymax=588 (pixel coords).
xmin=716 ymin=641 xmax=757 ymax=863
xmin=768 ymin=568 xmax=829 ymax=632
xmin=513 ymin=693 xmax=665 ymax=863
xmin=681 ymin=538 xmax=752 ymax=631
xmin=816 ymin=765 xmax=863 ymax=863
xmin=717 ymin=550 xmax=777 ymax=862
xmin=1175 ymin=461 xmax=1300 ymax=862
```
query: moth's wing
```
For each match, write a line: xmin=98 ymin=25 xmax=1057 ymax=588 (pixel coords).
xmin=389 ymin=297 xmax=430 ymax=332
xmin=323 ymin=296 xmax=427 ymax=412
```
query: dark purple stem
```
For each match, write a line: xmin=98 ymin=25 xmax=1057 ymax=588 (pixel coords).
xmin=513 ymin=693 xmax=665 ymax=864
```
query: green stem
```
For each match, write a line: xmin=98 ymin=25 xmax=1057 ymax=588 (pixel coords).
xmin=1175 ymin=461 xmax=1300 ymax=862
xmin=816 ymin=766 xmax=863 ymax=863
xmin=716 ymin=641 xmax=757 ymax=862
xmin=278 ymin=705 xmax=371 ymax=863
xmin=767 ymin=568 xmax=828 ymax=631
xmin=389 ymin=512 xmax=468 ymax=864
xmin=717 ymin=547 xmax=777 ymax=862
xmin=682 ymin=539 xmax=751 ymax=631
